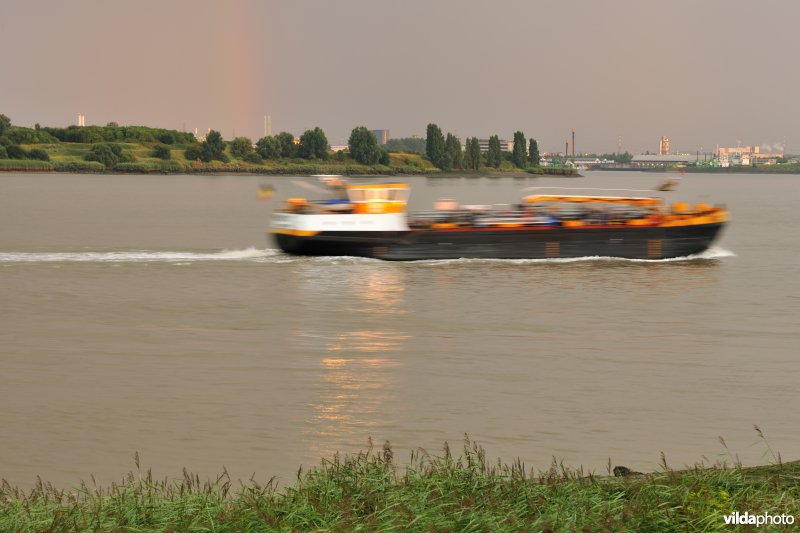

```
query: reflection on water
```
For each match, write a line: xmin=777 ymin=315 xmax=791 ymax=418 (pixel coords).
xmin=356 ymin=267 xmax=407 ymax=316
xmin=293 ymin=264 xmax=410 ymax=458
xmin=326 ymin=330 xmax=410 ymax=354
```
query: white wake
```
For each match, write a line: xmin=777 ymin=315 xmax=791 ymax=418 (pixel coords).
xmin=0 ymin=247 xmax=279 ymax=263
xmin=0 ymin=246 xmax=735 ymax=265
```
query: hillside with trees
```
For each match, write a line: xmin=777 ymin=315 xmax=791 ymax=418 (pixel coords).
xmin=1 ymin=114 xmax=577 ymax=175
xmin=0 ymin=115 xmax=434 ymax=175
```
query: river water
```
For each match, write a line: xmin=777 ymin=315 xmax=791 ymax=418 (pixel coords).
xmin=1 ymin=171 xmax=798 ymax=488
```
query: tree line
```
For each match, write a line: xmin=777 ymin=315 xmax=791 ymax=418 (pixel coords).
xmin=0 ymin=114 xmax=51 ymax=161
xmin=424 ymin=123 xmax=540 ymax=171
xmin=185 ymin=126 xmax=391 ymax=166
xmin=2 ymin=113 xmax=544 ymax=171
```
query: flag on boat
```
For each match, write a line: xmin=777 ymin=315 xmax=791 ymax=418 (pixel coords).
xmin=257 ymin=184 xmax=275 ymax=200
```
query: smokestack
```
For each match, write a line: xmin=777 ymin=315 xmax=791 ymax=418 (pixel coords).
xmin=572 ymin=129 xmax=575 ymax=157
xmin=565 ymin=140 xmax=569 ymax=157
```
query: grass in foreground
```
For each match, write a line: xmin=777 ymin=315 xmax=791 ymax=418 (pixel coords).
xmin=2 ymin=436 xmax=799 ymax=531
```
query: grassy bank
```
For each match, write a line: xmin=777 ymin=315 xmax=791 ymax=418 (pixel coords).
xmin=0 ymin=141 xmax=579 ymax=177
xmin=0 ymin=142 xmax=440 ymax=176
xmin=2 ymin=438 xmax=798 ymax=531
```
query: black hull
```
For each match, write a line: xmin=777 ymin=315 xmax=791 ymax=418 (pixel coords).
xmin=273 ymin=223 xmax=725 ymax=261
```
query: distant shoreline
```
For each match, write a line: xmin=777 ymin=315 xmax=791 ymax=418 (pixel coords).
xmin=592 ymin=164 xmax=800 ymax=174
xmin=0 ymin=161 xmax=580 ymax=178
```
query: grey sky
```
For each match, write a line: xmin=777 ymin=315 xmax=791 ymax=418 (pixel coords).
xmin=2 ymin=0 xmax=798 ymax=154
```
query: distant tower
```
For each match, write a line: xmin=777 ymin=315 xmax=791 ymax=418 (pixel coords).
xmin=659 ymin=135 xmax=670 ymax=156
xmin=571 ymin=129 xmax=575 ymax=157
xmin=565 ymin=140 xmax=569 ymax=157
xmin=77 ymin=113 xmax=85 ymax=127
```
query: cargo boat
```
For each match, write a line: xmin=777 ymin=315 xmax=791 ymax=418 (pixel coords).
xmin=270 ymin=181 xmax=728 ymax=261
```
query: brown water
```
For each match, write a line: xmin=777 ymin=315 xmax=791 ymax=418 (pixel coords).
xmin=1 ymin=171 xmax=798 ymax=488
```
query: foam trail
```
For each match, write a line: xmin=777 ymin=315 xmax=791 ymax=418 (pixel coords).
xmin=0 ymin=247 xmax=279 ymax=263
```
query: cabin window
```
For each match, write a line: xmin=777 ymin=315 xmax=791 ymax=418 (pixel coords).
xmin=348 ymin=189 xmax=365 ymax=202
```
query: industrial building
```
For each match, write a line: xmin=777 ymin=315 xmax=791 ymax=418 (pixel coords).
xmin=371 ymin=129 xmax=390 ymax=145
xmin=477 ymin=139 xmax=514 ymax=152
xmin=716 ymin=145 xmax=783 ymax=166
xmin=631 ymin=154 xmax=696 ymax=167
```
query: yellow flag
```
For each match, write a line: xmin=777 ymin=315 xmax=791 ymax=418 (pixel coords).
xmin=257 ymin=184 xmax=274 ymax=201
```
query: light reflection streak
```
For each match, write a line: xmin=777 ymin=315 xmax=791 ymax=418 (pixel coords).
xmin=295 ymin=264 xmax=410 ymax=459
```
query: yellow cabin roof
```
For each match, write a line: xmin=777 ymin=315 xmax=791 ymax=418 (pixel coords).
xmin=346 ymin=183 xmax=409 ymax=190
xmin=523 ymin=195 xmax=662 ymax=206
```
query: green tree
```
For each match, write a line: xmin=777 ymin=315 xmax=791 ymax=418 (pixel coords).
xmin=298 ymin=127 xmax=329 ymax=160
xmin=425 ymin=123 xmax=446 ymax=168
xmin=152 ymin=144 xmax=172 ymax=160
xmin=528 ymin=138 xmax=540 ymax=166
xmin=465 ymin=137 xmax=482 ymax=170
xmin=487 ymin=135 xmax=501 ymax=168
xmin=230 ymin=136 xmax=254 ymax=158
xmin=348 ymin=126 xmax=381 ymax=165
xmin=0 ymin=145 xmax=7 ymax=159
xmin=512 ymin=131 xmax=527 ymax=168
xmin=0 ymin=114 xmax=10 ymax=137
xmin=157 ymin=132 xmax=177 ymax=145
xmin=445 ymin=133 xmax=463 ymax=170
xmin=616 ymin=151 xmax=633 ymax=164
xmin=256 ymin=136 xmax=282 ymax=159
xmin=203 ymin=130 xmax=226 ymax=162
xmin=275 ymin=132 xmax=297 ymax=158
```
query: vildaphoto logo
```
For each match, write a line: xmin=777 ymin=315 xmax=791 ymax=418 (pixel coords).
xmin=723 ymin=511 xmax=795 ymax=527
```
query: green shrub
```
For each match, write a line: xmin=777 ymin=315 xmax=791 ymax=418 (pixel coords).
xmin=243 ymin=152 xmax=263 ymax=164
xmin=84 ymin=143 xmax=133 ymax=168
xmin=27 ymin=148 xmax=50 ymax=161
xmin=152 ymin=144 xmax=172 ymax=160
xmin=113 ymin=162 xmax=160 ymax=173
xmin=157 ymin=160 xmax=186 ymax=173
xmin=6 ymin=144 xmax=27 ymax=159
xmin=52 ymin=160 xmax=106 ymax=172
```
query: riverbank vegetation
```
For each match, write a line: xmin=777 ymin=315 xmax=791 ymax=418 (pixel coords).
xmin=0 ymin=114 xmax=579 ymax=176
xmin=1 ymin=436 xmax=798 ymax=531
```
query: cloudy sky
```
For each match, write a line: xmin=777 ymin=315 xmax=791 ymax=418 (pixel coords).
xmin=2 ymin=0 xmax=798 ymax=154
